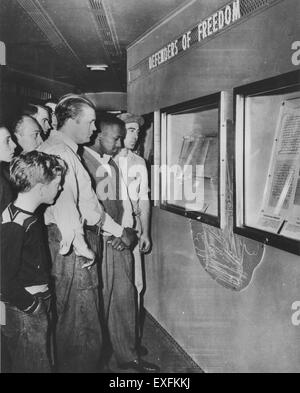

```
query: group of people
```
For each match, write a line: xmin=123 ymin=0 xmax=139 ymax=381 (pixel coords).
xmin=0 ymin=94 xmax=159 ymax=373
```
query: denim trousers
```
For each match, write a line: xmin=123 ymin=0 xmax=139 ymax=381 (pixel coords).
xmin=102 ymin=237 xmax=138 ymax=365
xmin=47 ymin=224 xmax=102 ymax=373
xmin=1 ymin=303 xmax=51 ymax=373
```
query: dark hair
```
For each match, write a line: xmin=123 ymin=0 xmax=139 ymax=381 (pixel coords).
xmin=10 ymin=151 xmax=67 ymax=192
xmin=98 ymin=113 xmax=126 ymax=135
xmin=44 ymin=101 xmax=57 ymax=115
xmin=22 ymin=103 xmax=50 ymax=118
xmin=55 ymin=94 xmax=95 ymax=130
xmin=22 ymin=104 xmax=38 ymax=117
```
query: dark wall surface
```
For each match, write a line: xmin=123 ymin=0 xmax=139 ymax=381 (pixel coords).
xmin=127 ymin=0 xmax=300 ymax=372
xmin=128 ymin=0 xmax=299 ymax=114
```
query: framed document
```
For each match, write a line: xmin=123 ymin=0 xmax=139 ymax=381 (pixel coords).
xmin=160 ymin=92 xmax=229 ymax=228
xmin=234 ymin=70 xmax=300 ymax=255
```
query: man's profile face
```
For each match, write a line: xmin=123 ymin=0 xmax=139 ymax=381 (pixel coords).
xmin=73 ymin=106 xmax=96 ymax=145
xmin=34 ymin=106 xmax=51 ymax=135
xmin=124 ymin=122 xmax=140 ymax=150
xmin=99 ymin=124 xmax=124 ymax=156
xmin=16 ymin=117 xmax=43 ymax=152
xmin=45 ymin=103 xmax=58 ymax=130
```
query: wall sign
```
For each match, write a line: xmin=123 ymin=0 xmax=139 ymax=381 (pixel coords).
xmin=129 ymin=0 xmax=283 ymax=83
xmin=149 ymin=0 xmax=241 ymax=71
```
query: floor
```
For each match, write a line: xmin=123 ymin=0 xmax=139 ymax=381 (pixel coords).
xmin=107 ymin=310 xmax=204 ymax=374
xmin=1 ymin=310 xmax=204 ymax=373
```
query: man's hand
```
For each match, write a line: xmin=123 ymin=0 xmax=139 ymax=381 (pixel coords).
xmin=74 ymin=248 xmax=95 ymax=269
xmin=139 ymin=233 xmax=151 ymax=253
xmin=82 ymin=255 xmax=95 ymax=269
xmin=121 ymin=227 xmax=138 ymax=248
xmin=31 ymin=298 xmax=43 ymax=315
xmin=111 ymin=237 xmax=126 ymax=251
xmin=73 ymin=232 xmax=95 ymax=266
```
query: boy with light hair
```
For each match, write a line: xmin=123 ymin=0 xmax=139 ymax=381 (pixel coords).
xmin=1 ymin=151 xmax=66 ymax=372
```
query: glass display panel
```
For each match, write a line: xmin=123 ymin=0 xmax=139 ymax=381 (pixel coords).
xmin=161 ymin=95 xmax=222 ymax=224
xmin=244 ymin=91 xmax=300 ymax=239
xmin=235 ymin=71 xmax=300 ymax=255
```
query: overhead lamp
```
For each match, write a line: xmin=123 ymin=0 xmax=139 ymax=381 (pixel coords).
xmin=86 ymin=64 xmax=108 ymax=71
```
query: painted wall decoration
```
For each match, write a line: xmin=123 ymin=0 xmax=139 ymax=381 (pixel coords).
xmin=191 ymin=163 xmax=265 ymax=291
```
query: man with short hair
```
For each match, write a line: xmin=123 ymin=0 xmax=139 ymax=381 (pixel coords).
xmin=117 ymin=113 xmax=151 ymax=355
xmin=13 ymin=115 xmax=43 ymax=153
xmin=22 ymin=104 xmax=51 ymax=139
xmin=38 ymin=95 xmax=136 ymax=372
xmin=117 ymin=113 xmax=151 ymax=253
xmin=82 ymin=113 xmax=159 ymax=373
xmin=45 ymin=101 xmax=58 ymax=130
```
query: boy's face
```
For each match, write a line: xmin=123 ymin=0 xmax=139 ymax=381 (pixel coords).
xmin=0 ymin=127 xmax=16 ymax=162
xmin=41 ymin=175 xmax=62 ymax=204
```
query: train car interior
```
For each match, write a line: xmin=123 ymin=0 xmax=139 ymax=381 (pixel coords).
xmin=0 ymin=0 xmax=299 ymax=374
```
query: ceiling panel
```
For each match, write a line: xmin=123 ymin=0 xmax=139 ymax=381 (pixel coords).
xmin=0 ymin=0 xmax=190 ymax=92
xmin=39 ymin=0 xmax=108 ymax=64
xmin=105 ymin=0 xmax=187 ymax=47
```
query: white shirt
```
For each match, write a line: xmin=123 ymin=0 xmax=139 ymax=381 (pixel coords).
xmin=84 ymin=146 xmax=133 ymax=233
xmin=39 ymin=131 xmax=104 ymax=256
xmin=116 ymin=150 xmax=149 ymax=222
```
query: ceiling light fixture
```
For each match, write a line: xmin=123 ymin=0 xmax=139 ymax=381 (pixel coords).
xmin=86 ymin=64 xmax=108 ymax=71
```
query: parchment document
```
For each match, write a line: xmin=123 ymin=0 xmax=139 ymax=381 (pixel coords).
xmin=257 ymin=99 xmax=300 ymax=235
xmin=281 ymin=173 xmax=300 ymax=240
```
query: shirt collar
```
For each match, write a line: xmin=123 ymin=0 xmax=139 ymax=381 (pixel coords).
xmin=117 ymin=148 xmax=135 ymax=160
xmin=127 ymin=150 xmax=135 ymax=160
xmin=84 ymin=146 xmax=111 ymax=164
xmin=50 ymin=130 xmax=78 ymax=153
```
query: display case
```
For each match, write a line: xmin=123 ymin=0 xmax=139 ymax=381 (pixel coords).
xmin=160 ymin=92 xmax=228 ymax=228
xmin=235 ymin=71 xmax=300 ymax=255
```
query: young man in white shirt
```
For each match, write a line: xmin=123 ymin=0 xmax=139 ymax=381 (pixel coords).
xmin=39 ymin=95 xmax=135 ymax=372
xmin=82 ymin=113 xmax=158 ymax=373
xmin=117 ymin=113 xmax=151 ymax=355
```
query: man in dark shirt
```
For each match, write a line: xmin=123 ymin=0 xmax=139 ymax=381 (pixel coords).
xmin=1 ymin=151 xmax=66 ymax=373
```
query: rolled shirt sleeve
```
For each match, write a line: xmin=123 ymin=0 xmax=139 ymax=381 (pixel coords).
xmin=137 ymin=158 xmax=150 ymax=202
xmin=101 ymin=212 xmax=123 ymax=238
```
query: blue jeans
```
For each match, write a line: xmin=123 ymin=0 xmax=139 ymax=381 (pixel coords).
xmin=1 ymin=304 xmax=51 ymax=373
